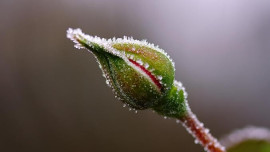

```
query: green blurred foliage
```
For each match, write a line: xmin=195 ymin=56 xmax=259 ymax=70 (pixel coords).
xmin=228 ymin=140 xmax=270 ymax=152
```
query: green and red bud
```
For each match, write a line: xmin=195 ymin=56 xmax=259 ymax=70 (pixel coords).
xmin=67 ymin=28 xmax=188 ymax=117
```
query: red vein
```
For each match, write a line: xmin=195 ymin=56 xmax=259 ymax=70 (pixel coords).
xmin=128 ymin=59 xmax=162 ymax=90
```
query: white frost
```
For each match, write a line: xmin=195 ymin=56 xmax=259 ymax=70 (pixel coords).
xmin=174 ymin=80 xmax=188 ymax=99
xmin=67 ymin=28 xmax=174 ymax=92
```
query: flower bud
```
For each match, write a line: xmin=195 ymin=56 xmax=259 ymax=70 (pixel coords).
xmin=67 ymin=28 xmax=187 ymax=117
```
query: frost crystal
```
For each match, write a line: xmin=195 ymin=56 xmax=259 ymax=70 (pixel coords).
xmin=107 ymin=36 xmax=175 ymax=71
xmin=67 ymin=28 xmax=168 ymax=90
xmin=67 ymin=28 xmax=175 ymax=70
xmin=144 ymin=63 xmax=149 ymax=69
xmin=157 ymin=75 xmax=163 ymax=80
xmin=181 ymin=111 xmax=225 ymax=152
xmin=67 ymin=28 xmax=176 ymax=110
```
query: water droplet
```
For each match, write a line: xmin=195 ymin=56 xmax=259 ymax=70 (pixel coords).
xmin=105 ymin=80 xmax=110 ymax=85
xmin=164 ymin=116 xmax=167 ymax=119
xmin=144 ymin=63 xmax=149 ymax=68
xmin=157 ymin=75 xmax=163 ymax=80
xmin=123 ymin=104 xmax=126 ymax=107
xmin=74 ymin=44 xmax=82 ymax=49
xmin=137 ymin=59 xmax=143 ymax=65
xmin=199 ymin=122 xmax=204 ymax=128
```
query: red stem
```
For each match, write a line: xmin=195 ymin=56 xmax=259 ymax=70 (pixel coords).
xmin=180 ymin=111 xmax=226 ymax=152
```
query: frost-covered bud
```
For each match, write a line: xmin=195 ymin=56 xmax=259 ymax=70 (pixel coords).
xmin=67 ymin=28 xmax=175 ymax=110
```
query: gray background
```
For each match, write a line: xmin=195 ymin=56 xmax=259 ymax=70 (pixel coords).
xmin=1 ymin=0 xmax=270 ymax=151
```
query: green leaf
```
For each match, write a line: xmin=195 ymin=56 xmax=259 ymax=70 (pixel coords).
xmin=221 ymin=127 xmax=270 ymax=152
xmin=227 ymin=140 xmax=270 ymax=152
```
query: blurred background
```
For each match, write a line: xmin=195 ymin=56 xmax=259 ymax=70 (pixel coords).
xmin=1 ymin=0 xmax=270 ymax=151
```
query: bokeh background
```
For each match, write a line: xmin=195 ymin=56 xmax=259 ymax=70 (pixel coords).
xmin=1 ymin=0 xmax=270 ymax=151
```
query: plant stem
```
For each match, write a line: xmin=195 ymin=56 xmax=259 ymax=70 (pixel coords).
xmin=179 ymin=110 xmax=226 ymax=152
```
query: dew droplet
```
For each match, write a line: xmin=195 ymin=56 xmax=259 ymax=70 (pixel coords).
xmin=137 ymin=59 xmax=143 ymax=65
xmin=157 ymin=75 xmax=163 ymax=80
xmin=144 ymin=63 xmax=149 ymax=68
